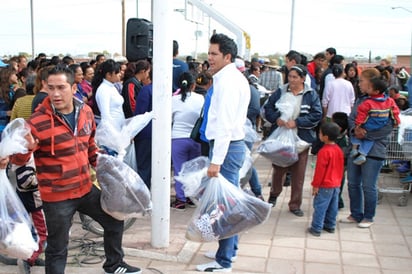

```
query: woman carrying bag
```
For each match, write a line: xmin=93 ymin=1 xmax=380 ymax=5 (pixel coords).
xmin=264 ymin=64 xmax=322 ymax=216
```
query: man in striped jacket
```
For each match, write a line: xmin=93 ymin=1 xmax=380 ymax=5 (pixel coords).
xmin=12 ymin=66 xmax=141 ymax=274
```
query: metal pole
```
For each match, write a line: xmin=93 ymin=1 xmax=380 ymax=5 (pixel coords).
xmin=151 ymin=0 xmax=172 ymax=248
xmin=122 ymin=0 xmax=126 ymax=56
xmin=289 ymin=0 xmax=295 ymax=50
xmin=30 ymin=0 xmax=35 ymax=58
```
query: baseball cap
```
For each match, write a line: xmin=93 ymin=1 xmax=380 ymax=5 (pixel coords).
xmin=0 ymin=59 xmax=9 ymax=68
xmin=235 ymin=58 xmax=246 ymax=72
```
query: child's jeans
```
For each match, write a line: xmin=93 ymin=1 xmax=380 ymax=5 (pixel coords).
xmin=311 ymin=187 xmax=340 ymax=233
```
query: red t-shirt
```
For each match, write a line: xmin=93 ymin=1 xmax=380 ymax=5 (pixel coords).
xmin=311 ymin=144 xmax=344 ymax=188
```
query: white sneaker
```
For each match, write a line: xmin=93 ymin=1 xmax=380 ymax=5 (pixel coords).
xmin=358 ymin=220 xmax=374 ymax=228
xmin=196 ymin=260 xmax=232 ymax=272
xmin=204 ymin=250 xmax=237 ymax=262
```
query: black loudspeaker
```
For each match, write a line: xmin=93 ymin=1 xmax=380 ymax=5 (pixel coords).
xmin=126 ymin=18 xmax=153 ymax=62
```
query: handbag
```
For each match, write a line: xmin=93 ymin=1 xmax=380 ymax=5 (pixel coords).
xmin=190 ymin=106 xmax=204 ymax=143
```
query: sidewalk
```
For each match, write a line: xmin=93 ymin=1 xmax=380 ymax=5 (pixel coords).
xmin=1 ymin=152 xmax=412 ymax=273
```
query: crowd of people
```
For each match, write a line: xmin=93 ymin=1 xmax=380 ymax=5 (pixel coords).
xmin=0 ymin=38 xmax=410 ymax=273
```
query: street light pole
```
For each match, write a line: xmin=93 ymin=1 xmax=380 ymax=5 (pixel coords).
xmin=392 ymin=6 xmax=412 ymax=74
xmin=289 ymin=0 xmax=295 ymax=50
xmin=30 ymin=0 xmax=34 ymax=58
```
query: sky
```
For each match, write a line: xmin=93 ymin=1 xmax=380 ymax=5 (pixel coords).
xmin=1 ymin=0 xmax=411 ymax=60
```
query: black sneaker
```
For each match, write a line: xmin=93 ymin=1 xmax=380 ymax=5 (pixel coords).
xmin=323 ymin=227 xmax=335 ymax=233
xmin=268 ymin=195 xmax=277 ymax=207
xmin=104 ymin=262 xmax=142 ymax=274
xmin=171 ymin=199 xmax=186 ymax=211
xmin=307 ymin=227 xmax=321 ymax=237
xmin=186 ymin=197 xmax=197 ymax=208
xmin=290 ymin=209 xmax=304 ymax=217
xmin=34 ymin=258 xmax=45 ymax=266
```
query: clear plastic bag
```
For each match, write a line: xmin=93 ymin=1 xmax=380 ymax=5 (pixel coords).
xmin=0 ymin=119 xmax=37 ymax=259
xmin=174 ymin=156 xmax=210 ymax=198
xmin=243 ymin=119 xmax=261 ymax=144
xmin=257 ymin=126 xmax=299 ymax=167
xmin=256 ymin=93 xmax=306 ymax=167
xmin=0 ymin=118 xmax=30 ymax=158
xmin=123 ymin=143 xmax=137 ymax=171
xmin=185 ymin=175 xmax=271 ymax=242
xmin=96 ymin=153 xmax=152 ymax=220
xmin=239 ymin=146 xmax=253 ymax=180
xmin=95 ymin=112 xmax=154 ymax=159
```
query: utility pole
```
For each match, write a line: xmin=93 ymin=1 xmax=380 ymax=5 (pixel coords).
xmin=122 ymin=0 xmax=126 ymax=56
xmin=30 ymin=0 xmax=35 ymax=58
xmin=289 ymin=0 xmax=295 ymax=50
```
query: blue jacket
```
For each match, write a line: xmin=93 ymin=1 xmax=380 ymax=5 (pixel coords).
xmin=349 ymin=94 xmax=393 ymax=159
xmin=264 ymin=84 xmax=322 ymax=144
xmin=134 ymin=83 xmax=152 ymax=140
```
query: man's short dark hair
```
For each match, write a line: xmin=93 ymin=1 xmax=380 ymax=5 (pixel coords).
xmin=287 ymin=51 xmax=302 ymax=65
xmin=320 ymin=122 xmax=340 ymax=141
xmin=96 ymin=54 xmax=105 ymax=62
xmin=210 ymin=33 xmax=238 ymax=62
xmin=326 ymin=47 xmax=336 ymax=56
xmin=332 ymin=112 xmax=348 ymax=132
xmin=47 ymin=66 xmax=74 ymax=85
xmin=313 ymin=52 xmax=326 ymax=60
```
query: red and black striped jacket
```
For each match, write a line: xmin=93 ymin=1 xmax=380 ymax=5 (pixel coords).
xmin=12 ymin=98 xmax=98 ymax=202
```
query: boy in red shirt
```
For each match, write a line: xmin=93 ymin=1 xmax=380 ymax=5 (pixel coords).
xmin=308 ymin=122 xmax=344 ymax=237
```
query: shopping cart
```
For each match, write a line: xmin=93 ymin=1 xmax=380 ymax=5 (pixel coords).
xmin=378 ymin=127 xmax=412 ymax=206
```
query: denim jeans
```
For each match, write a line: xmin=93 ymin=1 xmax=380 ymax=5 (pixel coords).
xmin=42 ymin=186 xmax=124 ymax=274
xmin=311 ymin=187 xmax=340 ymax=233
xmin=347 ymin=157 xmax=383 ymax=222
xmin=350 ymin=136 xmax=374 ymax=155
xmin=210 ymin=140 xmax=245 ymax=268
xmin=244 ymin=141 xmax=262 ymax=196
xmin=172 ymin=138 xmax=201 ymax=201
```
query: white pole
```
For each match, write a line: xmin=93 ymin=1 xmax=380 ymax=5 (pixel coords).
xmin=289 ymin=0 xmax=295 ymax=50
xmin=151 ymin=0 xmax=172 ymax=248
xmin=30 ymin=0 xmax=35 ymax=58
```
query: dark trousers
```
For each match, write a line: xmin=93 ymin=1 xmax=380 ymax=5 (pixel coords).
xmin=270 ymin=149 xmax=309 ymax=210
xmin=42 ymin=186 xmax=124 ymax=274
xmin=135 ymin=138 xmax=152 ymax=190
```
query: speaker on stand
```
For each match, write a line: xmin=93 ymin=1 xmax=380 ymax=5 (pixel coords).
xmin=126 ymin=18 xmax=153 ymax=62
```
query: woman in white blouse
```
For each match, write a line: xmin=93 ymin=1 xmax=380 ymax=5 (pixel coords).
xmin=92 ymin=59 xmax=124 ymax=129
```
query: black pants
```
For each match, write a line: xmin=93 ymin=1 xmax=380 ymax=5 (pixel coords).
xmin=135 ymin=138 xmax=152 ymax=190
xmin=42 ymin=186 xmax=124 ymax=274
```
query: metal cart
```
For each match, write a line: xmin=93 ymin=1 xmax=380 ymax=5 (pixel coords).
xmin=378 ymin=127 xmax=412 ymax=206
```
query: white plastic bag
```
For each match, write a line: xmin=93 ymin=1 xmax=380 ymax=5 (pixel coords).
xmin=0 ymin=118 xmax=30 ymax=157
xmin=257 ymin=92 xmax=305 ymax=167
xmin=0 ymin=119 xmax=37 ymax=259
xmin=239 ymin=146 xmax=253 ymax=180
xmin=243 ymin=119 xmax=261 ymax=144
xmin=257 ymin=127 xmax=299 ymax=167
xmin=96 ymin=153 xmax=152 ymax=220
xmin=186 ymin=175 xmax=271 ymax=242
xmin=95 ymin=112 xmax=154 ymax=159
xmin=123 ymin=143 xmax=137 ymax=171
xmin=174 ymin=156 xmax=210 ymax=198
